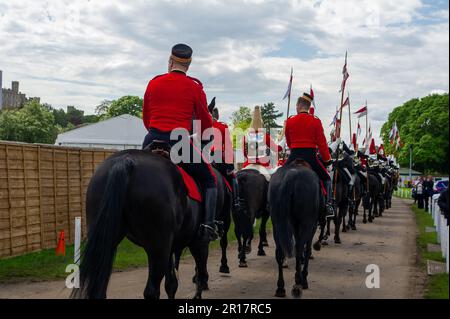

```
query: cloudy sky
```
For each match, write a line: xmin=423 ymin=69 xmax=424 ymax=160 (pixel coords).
xmin=0 ymin=0 xmax=448 ymax=144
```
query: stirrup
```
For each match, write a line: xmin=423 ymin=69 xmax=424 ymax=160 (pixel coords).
xmin=325 ymin=203 xmax=335 ymax=219
xmin=200 ymin=224 xmax=219 ymax=241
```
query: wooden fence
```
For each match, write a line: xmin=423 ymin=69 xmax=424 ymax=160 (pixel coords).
xmin=0 ymin=141 xmax=116 ymax=258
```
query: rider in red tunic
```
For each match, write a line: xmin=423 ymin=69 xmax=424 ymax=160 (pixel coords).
xmin=209 ymin=101 xmax=241 ymax=211
xmin=142 ymin=43 xmax=219 ymax=242
xmin=284 ymin=93 xmax=334 ymax=218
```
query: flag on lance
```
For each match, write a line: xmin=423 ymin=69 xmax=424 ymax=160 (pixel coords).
xmin=330 ymin=110 xmax=339 ymax=127
xmin=282 ymin=68 xmax=293 ymax=100
xmin=354 ymin=106 xmax=367 ymax=118
xmin=357 ymin=120 xmax=361 ymax=136
xmin=340 ymin=51 xmax=349 ymax=92
xmin=310 ymin=84 xmax=316 ymax=108
xmin=341 ymin=96 xmax=350 ymax=108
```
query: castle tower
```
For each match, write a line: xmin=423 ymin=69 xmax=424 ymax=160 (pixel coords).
xmin=12 ymin=81 xmax=19 ymax=94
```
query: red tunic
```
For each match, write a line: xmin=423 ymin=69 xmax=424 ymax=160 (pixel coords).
xmin=212 ymin=120 xmax=234 ymax=164
xmin=285 ymin=112 xmax=331 ymax=163
xmin=143 ymin=71 xmax=212 ymax=134
xmin=243 ymin=131 xmax=282 ymax=168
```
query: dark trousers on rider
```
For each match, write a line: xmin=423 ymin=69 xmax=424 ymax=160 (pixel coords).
xmin=285 ymin=148 xmax=333 ymax=216
xmin=143 ymin=128 xmax=218 ymax=241
xmin=212 ymin=155 xmax=241 ymax=211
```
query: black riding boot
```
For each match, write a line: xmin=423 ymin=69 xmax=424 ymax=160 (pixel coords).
xmin=325 ymin=180 xmax=336 ymax=219
xmin=200 ymin=187 xmax=219 ymax=242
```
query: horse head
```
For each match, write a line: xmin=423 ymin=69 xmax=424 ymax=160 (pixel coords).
xmin=208 ymin=97 xmax=218 ymax=120
xmin=337 ymin=152 xmax=355 ymax=175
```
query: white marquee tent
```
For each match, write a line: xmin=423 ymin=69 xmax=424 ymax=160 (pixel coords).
xmin=55 ymin=114 xmax=147 ymax=150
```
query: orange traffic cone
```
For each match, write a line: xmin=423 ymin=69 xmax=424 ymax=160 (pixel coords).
xmin=55 ymin=230 xmax=66 ymax=256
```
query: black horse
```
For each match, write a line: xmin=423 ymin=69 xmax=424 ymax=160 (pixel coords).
xmin=269 ymin=160 xmax=320 ymax=298
xmin=72 ymin=148 xmax=229 ymax=299
xmin=317 ymin=152 xmax=354 ymax=244
xmin=233 ymin=169 xmax=270 ymax=268
xmin=361 ymin=172 xmax=381 ymax=223
xmin=347 ymin=172 xmax=363 ymax=230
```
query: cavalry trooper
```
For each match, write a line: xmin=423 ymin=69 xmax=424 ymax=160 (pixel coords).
xmin=242 ymin=105 xmax=282 ymax=181
xmin=141 ymin=43 xmax=219 ymax=242
xmin=209 ymin=100 xmax=242 ymax=211
xmin=284 ymin=93 xmax=334 ymax=218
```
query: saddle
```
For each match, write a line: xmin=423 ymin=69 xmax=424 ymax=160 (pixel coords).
xmin=288 ymin=158 xmax=326 ymax=195
xmin=147 ymin=140 xmax=202 ymax=202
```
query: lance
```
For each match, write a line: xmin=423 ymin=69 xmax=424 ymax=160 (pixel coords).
xmin=282 ymin=67 xmax=293 ymax=159
xmin=333 ymin=51 xmax=348 ymax=201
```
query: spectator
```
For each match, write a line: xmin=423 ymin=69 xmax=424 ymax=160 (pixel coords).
xmin=423 ymin=175 xmax=434 ymax=212
xmin=437 ymin=187 xmax=449 ymax=226
xmin=416 ymin=177 xmax=424 ymax=209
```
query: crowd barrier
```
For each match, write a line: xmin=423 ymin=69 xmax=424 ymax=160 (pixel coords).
xmin=431 ymin=193 xmax=449 ymax=273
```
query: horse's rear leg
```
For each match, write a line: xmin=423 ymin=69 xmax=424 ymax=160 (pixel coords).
xmin=144 ymin=249 xmax=169 ymax=300
xmin=219 ymin=225 xmax=230 ymax=274
xmin=301 ymin=239 xmax=313 ymax=290
xmin=313 ymin=218 xmax=326 ymax=251
xmin=190 ymin=243 xmax=210 ymax=299
xmin=164 ymin=253 xmax=178 ymax=299
xmin=334 ymin=207 xmax=343 ymax=244
xmin=274 ymin=247 xmax=286 ymax=297
xmin=258 ymin=211 xmax=269 ymax=256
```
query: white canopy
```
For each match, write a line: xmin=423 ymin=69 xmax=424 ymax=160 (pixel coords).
xmin=55 ymin=114 xmax=147 ymax=150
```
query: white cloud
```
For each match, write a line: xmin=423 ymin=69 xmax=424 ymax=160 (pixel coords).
xmin=0 ymin=0 xmax=448 ymax=145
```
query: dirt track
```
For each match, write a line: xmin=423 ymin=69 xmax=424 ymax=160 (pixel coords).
xmin=0 ymin=197 xmax=424 ymax=299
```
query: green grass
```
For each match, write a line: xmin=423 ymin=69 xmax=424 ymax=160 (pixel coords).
xmin=0 ymin=219 xmax=272 ymax=283
xmin=393 ymin=187 xmax=413 ymax=199
xmin=411 ymin=204 xmax=449 ymax=299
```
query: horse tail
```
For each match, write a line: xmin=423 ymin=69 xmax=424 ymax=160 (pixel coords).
xmin=271 ymin=170 xmax=297 ymax=258
xmin=72 ymin=155 xmax=135 ymax=299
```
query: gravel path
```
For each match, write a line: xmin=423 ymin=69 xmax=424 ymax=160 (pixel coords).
xmin=0 ymin=197 xmax=424 ymax=299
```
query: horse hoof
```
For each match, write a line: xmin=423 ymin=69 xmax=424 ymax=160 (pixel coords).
xmin=301 ymin=281 xmax=309 ymax=290
xmin=310 ymin=254 xmax=314 ymax=260
xmin=192 ymin=275 xmax=197 ymax=284
xmin=262 ymin=241 xmax=269 ymax=247
xmin=321 ymin=240 xmax=329 ymax=246
xmin=342 ymin=227 xmax=347 ymax=233
xmin=334 ymin=237 xmax=342 ymax=244
xmin=245 ymin=247 xmax=252 ymax=254
xmin=291 ymin=286 xmax=302 ymax=298
xmin=219 ymin=265 xmax=230 ymax=274
xmin=313 ymin=242 xmax=321 ymax=251
xmin=282 ymin=260 xmax=289 ymax=268
xmin=352 ymin=226 xmax=357 ymax=230
xmin=275 ymin=288 xmax=286 ymax=298
xmin=239 ymin=261 xmax=248 ymax=268
xmin=201 ymin=283 xmax=209 ymax=290
xmin=368 ymin=218 xmax=373 ymax=223
xmin=193 ymin=294 xmax=202 ymax=300
xmin=257 ymin=250 xmax=266 ymax=256
xmin=363 ymin=219 xmax=367 ymax=224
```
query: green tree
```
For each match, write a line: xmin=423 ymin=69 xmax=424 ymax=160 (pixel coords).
xmin=231 ymin=106 xmax=252 ymax=128
xmin=52 ymin=108 xmax=69 ymax=127
xmin=381 ymin=93 xmax=449 ymax=174
xmin=95 ymin=99 xmax=112 ymax=117
xmin=261 ymin=102 xmax=283 ymax=129
xmin=82 ymin=114 xmax=100 ymax=124
xmin=0 ymin=100 xmax=58 ymax=144
xmin=66 ymin=106 xmax=84 ymax=126
xmin=106 ymin=96 xmax=143 ymax=118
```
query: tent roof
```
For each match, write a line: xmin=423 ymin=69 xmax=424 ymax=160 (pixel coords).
xmin=55 ymin=114 xmax=147 ymax=146
xmin=399 ymin=167 xmax=422 ymax=176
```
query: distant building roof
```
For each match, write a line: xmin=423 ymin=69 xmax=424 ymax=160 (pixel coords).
xmin=55 ymin=114 xmax=146 ymax=148
xmin=399 ymin=167 xmax=422 ymax=176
